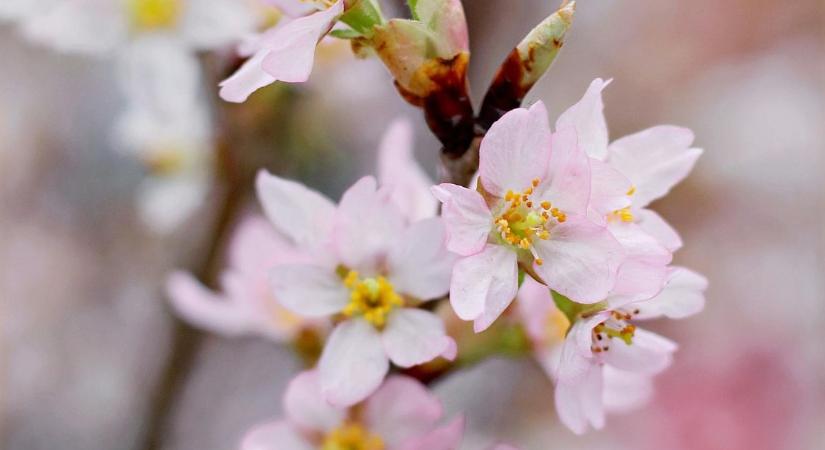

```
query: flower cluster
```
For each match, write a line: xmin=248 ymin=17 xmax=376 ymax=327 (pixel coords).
xmin=435 ymin=79 xmax=707 ymax=433
xmin=6 ymin=0 xmax=710 ymax=446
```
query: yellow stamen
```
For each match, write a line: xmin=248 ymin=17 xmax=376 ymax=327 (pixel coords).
xmin=322 ymin=422 xmax=384 ymax=450
xmin=341 ymin=271 xmax=403 ymax=328
xmin=128 ymin=0 xmax=182 ymax=31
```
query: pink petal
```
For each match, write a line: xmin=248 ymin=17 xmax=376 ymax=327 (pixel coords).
xmin=588 ymin=158 xmax=632 ymax=216
xmin=602 ymin=366 xmax=653 ymax=413
xmin=260 ymin=1 xmax=343 ymax=82
xmin=166 ymin=271 xmax=252 ymax=336
xmin=449 ymin=245 xmax=518 ymax=322
xmin=606 ymin=259 xmax=668 ymax=308
xmin=397 ymin=416 xmax=465 ymax=450
xmin=431 ymin=184 xmax=492 ymax=256
xmin=255 ymin=170 xmax=336 ymax=249
xmin=532 ymin=215 xmax=624 ymax=303
xmin=387 ymin=218 xmax=454 ymax=300
xmin=228 ymin=215 xmax=303 ymax=276
xmin=240 ymin=420 xmax=313 ymax=450
xmin=537 ymin=126 xmax=591 ymax=215
xmin=364 ymin=375 xmax=443 ymax=446
xmin=382 ymin=309 xmax=454 ymax=368
xmin=602 ymin=328 xmax=676 ymax=375
xmin=555 ymin=314 xmax=605 ymax=383
xmin=479 ymin=102 xmax=552 ymax=197
xmin=319 ymin=319 xmax=390 ymax=407
xmin=270 ymin=264 xmax=348 ymax=317
xmin=219 ymin=50 xmax=276 ymax=103
xmin=632 ymin=266 xmax=707 ymax=320
xmin=334 ymin=176 xmax=406 ymax=272
xmin=515 ymin=278 xmax=556 ymax=343
xmin=608 ymin=221 xmax=672 ymax=266
xmin=556 ymin=78 xmax=611 ymax=160
xmin=608 ymin=125 xmax=702 ymax=207
xmin=377 ymin=117 xmax=438 ymax=221
xmin=283 ymin=370 xmax=345 ymax=432
xmin=554 ymin=362 xmax=605 ymax=435
xmin=636 ymin=208 xmax=683 ymax=252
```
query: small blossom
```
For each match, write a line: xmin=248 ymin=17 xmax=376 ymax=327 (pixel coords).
xmin=241 ymin=370 xmax=464 ymax=450
xmin=553 ymin=267 xmax=708 ymax=434
xmin=220 ymin=0 xmax=345 ymax=102
xmin=265 ymin=173 xmax=456 ymax=406
xmin=166 ymin=215 xmax=323 ymax=341
xmin=433 ymin=101 xmax=624 ymax=332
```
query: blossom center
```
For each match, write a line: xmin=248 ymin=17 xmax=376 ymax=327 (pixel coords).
xmin=342 ymin=271 xmax=403 ymax=328
xmin=590 ymin=309 xmax=639 ymax=354
xmin=143 ymin=147 xmax=187 ymax=175
xmin=494 ymin=178 xmax=566 ymax=265
xmin=321 ymin=422 xmax=384 ymax=450
xmin=607 ymin=186 xmax=637 ymax=223
xmin=128 ymin=0 xmax=183 ymax=31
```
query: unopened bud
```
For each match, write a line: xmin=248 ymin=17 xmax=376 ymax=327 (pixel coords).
xmin=478 ymin=1 xmax=576 ymax=130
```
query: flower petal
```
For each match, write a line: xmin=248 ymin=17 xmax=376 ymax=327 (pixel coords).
xmin=270 ymin=264 xmax=348 ymax=317
xmin=260 ymin=1 xmax=343 ymax=82
xmin=588 ymin=158 xmax=632 ymax=216
xmin=556 ymin=78 xmax=611 ymax=160
xmin=334 ymin=176 xmax=405 ymax=272
xmin=602 ymin=328 xmax=676 ymax=375
xmin=431 ymin=184 xmax=492 ymax=256
xmin=382 ymin=309 xmax=454 ymax=368
xmin=537 ymin=126 xmax=591 ymax=215
xmin=608 ymin=221 xmax=671 ymax=266
xmin=606 ymin=259 xmax=668 ymax=308
xmin=377 ymin=118 xmax=438 ymax=222
xmin=283 ymin=370 xmax=345 ymax=432
xmin=478 ymin=101 xmax=552 ymax=197
xmin=554 ymin=362 xmax=605 ymax=435
xmin=166 ymin=271 xmax=252 ymax=336
xmin=602 ymin=366 xmax=653 ymax=413
xmin=364 ymin=375 xmax=443 ymax=446
xmin=255 ymin=170 xmax=336 ymax=248
xmin=608 ymin=125 xmax=702 ymax=207
xmin=219 ymin=50 xmax=276 ymax=102
xmin=533 ymin=215 xmax=624 ymax=303
xmin=240 ymin=420 xmax=313 ymax=450
xmin=387 ymin=218 xmax=454 ymax=300
xmin=228 ymin=215 xmax=304 ymax=276
xmin=632 ymin=267 xmax=708 ymax=320
xmin=449 ymin=245 xmax=517 ymax=323
xmin=636 ymin=208 xmax=683 ymax=252
xmin=319 ymin=319 xmax=390 ymax=407
xmin=396 ymin=416 xmax=465 ymax=450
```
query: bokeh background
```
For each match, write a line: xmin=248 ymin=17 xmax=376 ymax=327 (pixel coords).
xmin=2 ymin=0 xmax=824 ymax=449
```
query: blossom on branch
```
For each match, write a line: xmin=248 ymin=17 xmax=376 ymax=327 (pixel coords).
xmin=241 ymin=370 xmax=464 ymax=450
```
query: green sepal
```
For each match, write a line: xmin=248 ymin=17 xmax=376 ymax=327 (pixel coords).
xmin=551 ymin=290 xmax=607 ymax=326
xmin=340 ymin=0 xmax=385 ymax=37
xmin=329 ymin=28 xmax=362 ymax=40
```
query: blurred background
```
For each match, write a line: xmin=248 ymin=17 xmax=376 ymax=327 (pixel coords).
xmin=1 ymin=0 xmax=823 ymax=449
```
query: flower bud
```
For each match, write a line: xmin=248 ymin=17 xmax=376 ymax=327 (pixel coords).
xmin=478 ymin=1 xmax=576 ymax=130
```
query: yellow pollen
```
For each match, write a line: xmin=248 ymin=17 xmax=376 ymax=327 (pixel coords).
xmin=322 ymin=422 xmax=384 ymax=450
xmin=540 ymin=201 xmax=551 ymax=210
xmin=535 ymin=258 xmax=544 ymax=266
xmin=128 ymin=0 xmax=182 ymax=31
xmin=611 ymin=207 xmax=634 ymax=223
xmin=143 ymin=147 xmax=186 ymax=175
xmin=493 ymin=179 xmax=565 ymax=255
xmin=627 ymin=185 xmax=636 ymax=196
xmin=341 ymin=271 xmax=403 ymax=328
xmin=531 ymin=178 xmax=540 ymax=187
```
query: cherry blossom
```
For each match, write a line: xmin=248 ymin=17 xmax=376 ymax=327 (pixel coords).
xmin=167 ymin=216 xmax=324 ymax=341
xmin=220 ymin=0 xmax=345 ymax=102
xmin=263 ymin=172 xmax=456 ymax=406
xmin=553 ymin=267 xmax=708 ymax=434
xmin=241 ymin=370 xmax=464 ymax=450
xmin=433 ymin=101 xmax=625 ymax=332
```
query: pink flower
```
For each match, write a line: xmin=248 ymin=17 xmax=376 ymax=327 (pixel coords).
xmin=553 ymin=267 xmax=708 ymax=434
xmin=260 ymin=149 xmax=455 ymax=406
xmin=559 ymin=78 xmax=703 ymax=254
xmin=433 ymin=101 xmax=624 ymax=332
xmin=241 ymin=370 xmax=464 ymax=450
xmin=166 ymin=215 xmax=323 ymax=341
xmin=220 ymin=0 xmax=345 ymax=102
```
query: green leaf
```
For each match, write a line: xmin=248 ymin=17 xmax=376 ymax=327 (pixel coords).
xmin=551 ymin=290 xmax=607 ymax=326
xmin=340 ymin=0 xmax=385 ymax=36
